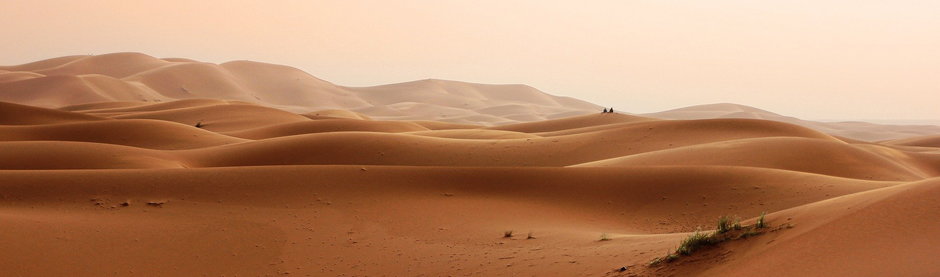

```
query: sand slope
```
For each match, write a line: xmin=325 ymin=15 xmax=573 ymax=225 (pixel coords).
xmin=0 ymin=166 xmax=895 ymax=276
xmin=0 ymin=101 xmax=105 ymax=125
xmin=885 ymin=134 xmax=940 ymax=148
xmin=576 ymin=137 xmax=930 ymax=181
xmin=644 ymin=177 xmax=940 ymax=277
xmin=0 ymin=119 xmax=245 ymax=149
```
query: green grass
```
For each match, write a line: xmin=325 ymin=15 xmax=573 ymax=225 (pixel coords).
xmin=649 ymin=212 xmax=772 ymax=266
xmin=676 ymin=229 xmax=716 ymax=255
xmin=756 ymin=212 xmax=766 ymax=229
xmin=716 ymin=215 xmax=740 ymax=234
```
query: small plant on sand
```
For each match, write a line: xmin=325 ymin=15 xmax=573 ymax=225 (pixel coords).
xmin=503 ymin=230 xmax=514 ymax=238
xmin=195 ymin=121 xmax=204 ymax=128
xmin=716 ymin=215 xmax=740 ymax=234
xmin=649 ymin=212 xmax=774 ymax=267
xmin=599 ymin=233 xmax=612 ymax=241
xmin=756 ymin=212 xmax=766 ymax=229
xmin=526 ymin=231 xmax=535 ymax=240
xmin=676 ymin=229 xmax=715 ymax=255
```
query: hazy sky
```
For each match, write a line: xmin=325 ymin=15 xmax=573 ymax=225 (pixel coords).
xmin=2 ymin=0 xmax=938 ymax=120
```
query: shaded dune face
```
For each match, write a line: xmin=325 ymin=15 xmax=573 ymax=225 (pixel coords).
xmin=2 ymin=55 xmax=940 ymax=276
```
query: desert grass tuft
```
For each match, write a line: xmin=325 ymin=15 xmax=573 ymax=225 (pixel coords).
xmin=503 ymin=230 xmax=514 ymax=238
xmin=649 ymin=213 xmax=779 ymax=267
xmin=756 ymin=212 xmax=767 ymax=229
xmin=599 ymin=233 xmax=612 ymax=241
xmin=716 ymin=215 xmax=739 ymax=234
xmin=676 ymin=229 xmax=715 ymax=255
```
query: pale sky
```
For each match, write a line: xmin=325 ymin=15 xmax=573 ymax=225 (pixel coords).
xmin=2 ymin=0 xmax=938 ymax=120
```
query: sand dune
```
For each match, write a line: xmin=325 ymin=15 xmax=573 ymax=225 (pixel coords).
xmin=0 ymin=166 xmax=894 ymax=276
xmin=2 ymin=53 xmax=940 ymax=276
xmin=0 ymin=119 xmax=246 ymax=149
xmin=0 ymin=101 xmax=105 ymax=125
xmin=646 ymin=103 xmax=940 ymax=141
xmin=58 ymin=101 xmax=150 ymax=112
xmin=488 ymin=112 xmax=653 ymax=133
xmin=64 ymin=98 xmax=231 ymax=113
xmin=885 ymin=134 xmax=940 ymax=148
xmin=0 ymin=98 xmax=938 ymax=275
xmin=221 ymin=60 xmax=369 ymax=109
xmin=1 ymin=53 xmax=601 ymax=125
xmin=0 ymin=74 xmax=152 ymax=107
xmin=0 ymin=105 xmax=859 ymax=169
xmin=346 ymin=79 xmax=600 ymax=123
xmin=0 ymin=71 xmax=44 ymax=82
xmin=653 ymin=177 xmax=940 ymax=276
xmin=0 ymin=141 xmax=182 ymax=169
xmin=32 ymin=52 xmax=172 ymax=78
xmin=0 ymin=55 xmax=86 ymax=71
xmin=409 ymin=129 xmax=541 ymax=139
xmin=109 ymin=102 xmax=311 ymax=132
xmin=576 ymin=137 xmax=930 ymax=181
xmin=5 ymin=53 xmax=936 ymax=142
xmin=3 ymin=53 xmax=938 ymax=141
xmin=225 ymin=119 xmax=429 ymax=139
xmin=301 ymin=109 xmax=372 ymax=120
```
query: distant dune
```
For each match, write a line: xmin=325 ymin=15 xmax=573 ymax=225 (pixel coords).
xmin=1 ymin=54 xmax=940 ymax=276
xmin=0 ymin=52 xmax=601 ymax=125
xmin=645 ymin=103 xmax=940 ymax=141
xmin=4 ymin=53 xmax=938 ymax=141
xmin=885 ymin=134 xmax=940 ymax=148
